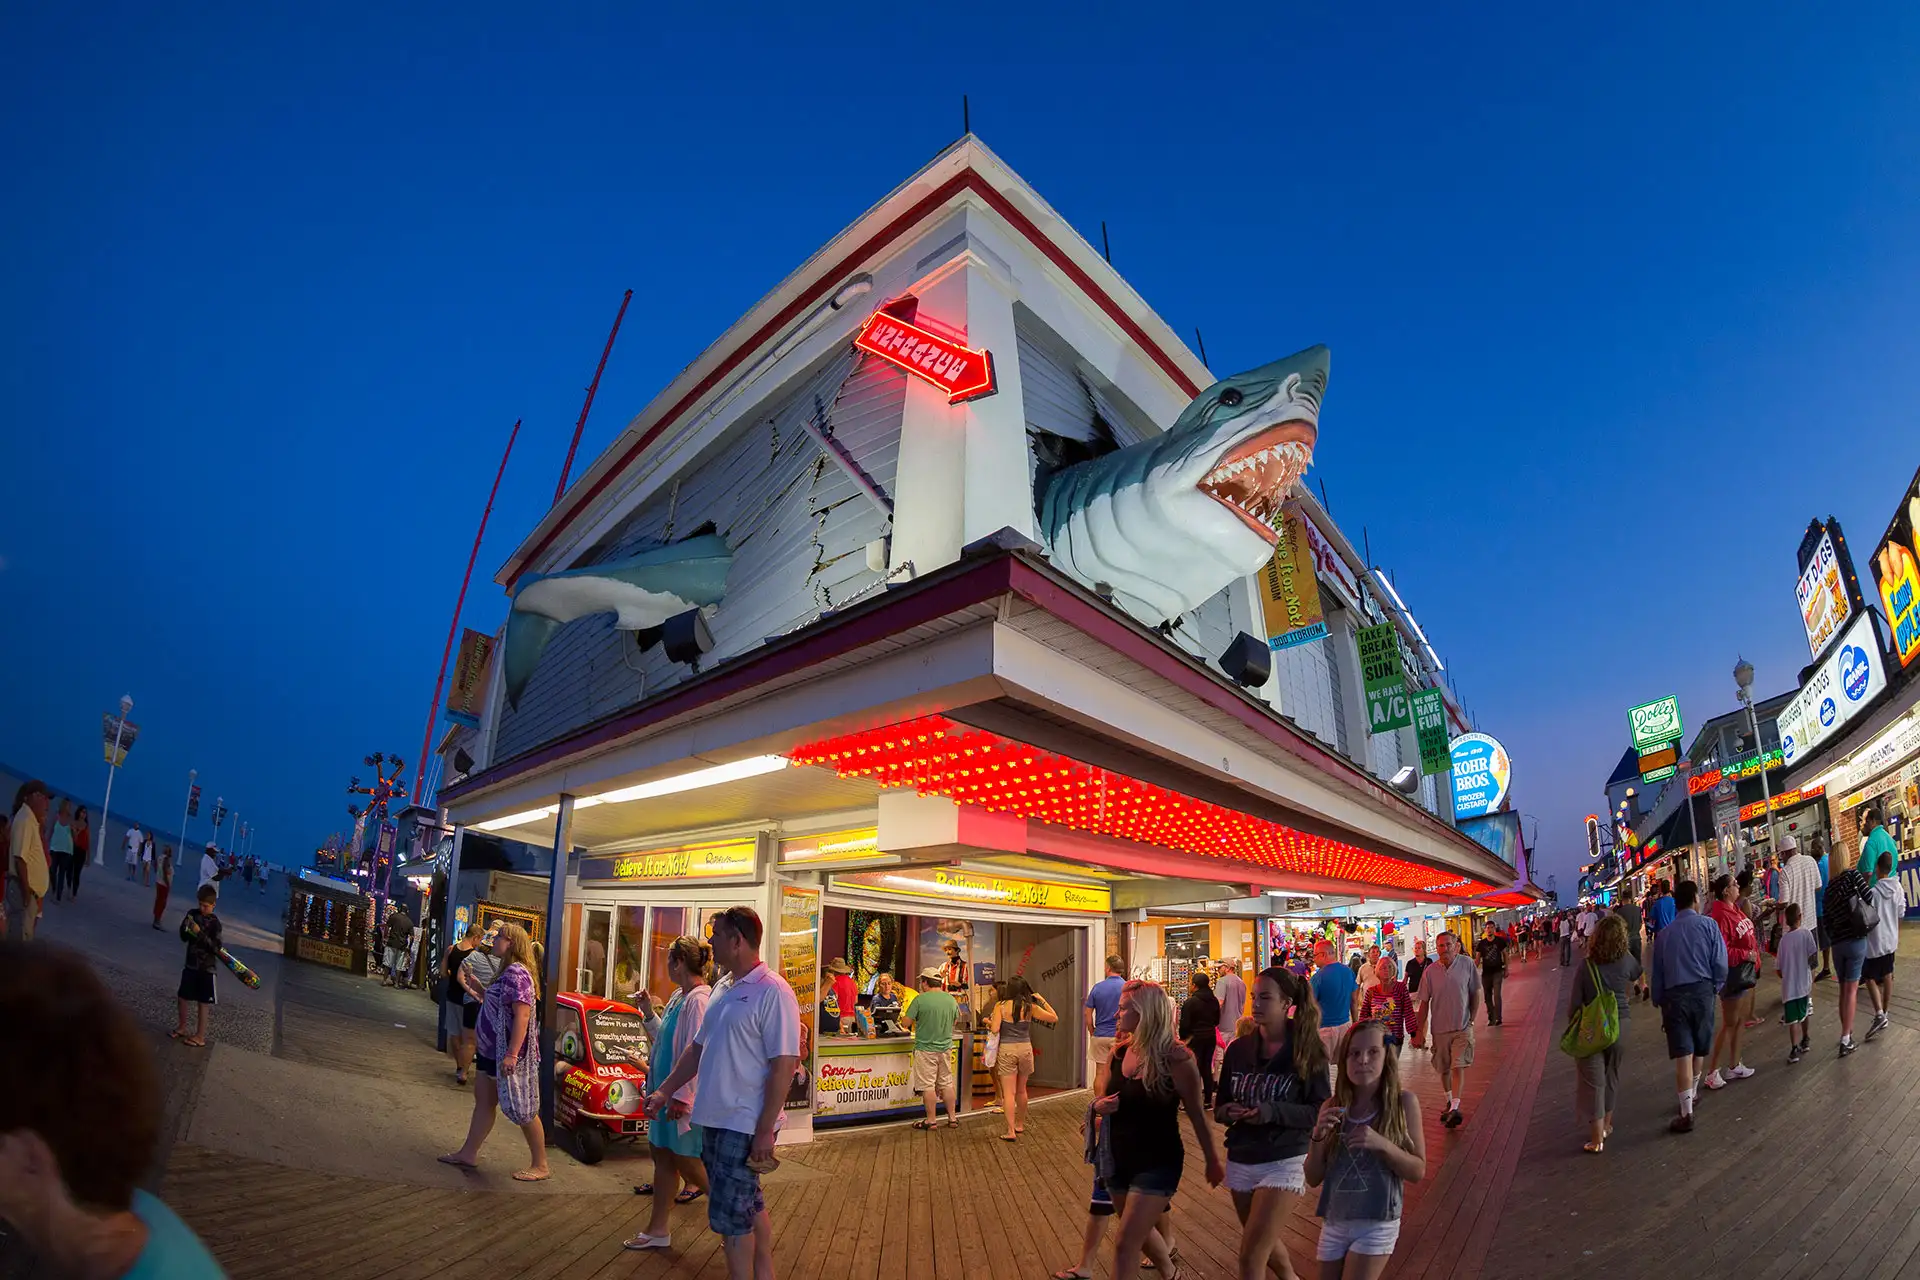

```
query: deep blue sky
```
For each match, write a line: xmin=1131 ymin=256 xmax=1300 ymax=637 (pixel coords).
xmin=5 ymin=5 xmax=1917 ymax=896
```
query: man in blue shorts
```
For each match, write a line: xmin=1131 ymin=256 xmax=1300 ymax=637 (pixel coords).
xmin=1650 ymin=880 xmax=1727 ymax=1134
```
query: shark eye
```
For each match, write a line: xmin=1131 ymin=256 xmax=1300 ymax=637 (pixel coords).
xmin=1218 ymin=388 xmax=1243 ymax=408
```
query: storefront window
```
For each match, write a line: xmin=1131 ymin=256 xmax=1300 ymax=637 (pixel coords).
xmin=648 ymin=906 xmax=687 ymax=1005
xmin=554 ymin=1004 xmax=586 ymax=1064
xmin=559 ymin=903 xmax=584 ymax=995
xmin=581 ymin=909 xmax=611 ymax=996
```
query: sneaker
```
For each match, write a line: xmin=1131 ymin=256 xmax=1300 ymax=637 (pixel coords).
xmin=1866 ymin=1013 xmax=1889 ymax=1042
xmin=1840 ymin=1037 xmax=1857 ymax=1057
xmin=1443 ymin=1108 xmax=1463 ymax=1128
xmin=1669 ymin=1113 xmax=1695 ymax=1134
xmin=1788 ymin=1044 xmax=1805 ymax=1064
xmin=1702 ymin=1070 xmax=1726 ymax=1091
xmin=1726 ymin=1064 xmax=1756 ymax=1081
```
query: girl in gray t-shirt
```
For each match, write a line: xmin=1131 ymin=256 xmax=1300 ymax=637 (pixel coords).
xmin=1306 ymin=1021 xmax=1429 ymax=1270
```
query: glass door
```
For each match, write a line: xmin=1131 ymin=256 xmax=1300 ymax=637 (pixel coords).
xmin=576 ymin=906 xmax=613 ymax=996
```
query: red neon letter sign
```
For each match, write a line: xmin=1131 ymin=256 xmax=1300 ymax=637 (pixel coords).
xmin=854 ymin=311 xmax=997 ymax=403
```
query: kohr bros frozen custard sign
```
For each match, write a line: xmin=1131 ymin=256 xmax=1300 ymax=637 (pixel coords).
xmin=1449 ymin=733 xmax=1511 ymax=821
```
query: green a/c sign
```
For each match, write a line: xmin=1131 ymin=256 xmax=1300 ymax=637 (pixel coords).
xmin=1628 ymin=695 xmax=1684 ymax=752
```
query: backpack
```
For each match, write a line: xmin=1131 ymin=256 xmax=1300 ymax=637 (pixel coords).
xmin=1558 ymin=962 xmax=1619 ymax=1059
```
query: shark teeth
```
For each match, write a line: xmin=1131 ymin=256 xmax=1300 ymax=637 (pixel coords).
xmin=1199 ymin=436 xmax=1314 ymax=535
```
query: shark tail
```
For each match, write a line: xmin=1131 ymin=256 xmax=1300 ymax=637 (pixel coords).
xmin=503 ymin=610 xmax=562 ymax=711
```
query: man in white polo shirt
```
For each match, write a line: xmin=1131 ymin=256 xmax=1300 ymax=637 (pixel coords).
xmin=646 ymin=905 xmax=799 ymax=1279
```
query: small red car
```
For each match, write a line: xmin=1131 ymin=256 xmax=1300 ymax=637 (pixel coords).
xmin=552 ymin=991 xmax=652 ymax=1165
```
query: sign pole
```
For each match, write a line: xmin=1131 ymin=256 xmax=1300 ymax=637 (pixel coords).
xmin=96 ymin=694 xmax=132 ymax=866
xmin=177 ymin=769 xmax=197 ymax=862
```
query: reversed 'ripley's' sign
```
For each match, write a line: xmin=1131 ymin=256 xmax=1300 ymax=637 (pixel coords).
xmin=854 ymin=312 xmax=997 ymax=402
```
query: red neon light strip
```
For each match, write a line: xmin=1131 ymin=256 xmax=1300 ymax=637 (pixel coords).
xmin=788 ymin=716 xmax=1495 ymax=899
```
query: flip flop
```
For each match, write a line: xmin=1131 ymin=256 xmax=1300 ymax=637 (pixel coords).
xmin=183 ymin=1038 xmax=207 ymax=1048
xmin=998 ymin=1134 xmax=1018 ymax=1142
xmin=167 ymin=1029 xmax=186 ymax=1041
xmin=512 ymin=1168 xmax=551 ymax=1182
xmin=674 ymin=1187 xmax=705 ymax=1204
xmin=1581 ymin=1141 xmax=1604 ymax=1154
xmin=623 ymin=1233 xmax=671 ymax=1250
xmin=633 ymin=1183 xmax=655 ymax=1195
xmin=437 ymin=1154 xmax=478 ymax=1169
xmin=1053 ymin=1269 xmax=1094 ymax=1279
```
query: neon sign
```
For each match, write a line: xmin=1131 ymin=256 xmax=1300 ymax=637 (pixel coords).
xmin=854 ymin=311 xmax=997 ymax=403
xmin=1738 ymin=785 xmax=1824 ymax=822
xmin=1686 ymin=749 xmax=1786 ymax=794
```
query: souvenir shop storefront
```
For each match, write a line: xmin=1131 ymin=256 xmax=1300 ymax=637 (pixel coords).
xmin=440 ymin=138 xmax=1517 ymax=1147
xmin=542 ymin=820 xmax=1112 ymax=1134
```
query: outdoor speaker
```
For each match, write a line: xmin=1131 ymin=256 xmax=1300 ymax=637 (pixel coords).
xmin=452 ymin=749 xmax=475 ymax=775
xmin=662 ymin=608 xmax=715 ymax=666
xmin=1219 ymin=632 xmax=1272 ymax=688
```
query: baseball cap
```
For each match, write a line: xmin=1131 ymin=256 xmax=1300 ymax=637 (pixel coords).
xmin=1778 ymin=834 xmax=1798 ymax=852
xmin=919 ymin=966 xmax=945 ymax=983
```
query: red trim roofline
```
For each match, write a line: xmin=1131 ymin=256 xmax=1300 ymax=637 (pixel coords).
xmin=509 ymin=168 xmax=1204 ymax=586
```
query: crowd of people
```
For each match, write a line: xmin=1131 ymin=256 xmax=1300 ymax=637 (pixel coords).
xmin=1559 ymin=819 xmax=1908 ymax=1139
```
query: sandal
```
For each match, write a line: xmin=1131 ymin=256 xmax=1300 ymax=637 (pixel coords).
xmin=167 ymin=1029 xmax=186 ymax=1041
xmin=512 ymin=1168 xmax=551 ymax=1182
xmin=945 ymin=1119 xmax=960 ymax=1129
xmin=674 ymin=1187 xmax=705 ymax=1204
xmin=623 ymin=1232 xmax=671 ymax=1250
xmin=1052 ymin=1270 xmax=1094 ymax=1279
xmin=998 ymin=1133 xmax=1018 ymax=1142
xmin=633 ymin=1183 xmax=654 ymax=1195
xmin=182 ymin=1038 xmax=207 ymax=1048
xmin=910 ymin=1119 xmax=935 ymax=1131
xmin=437 ymin=1154 xmax=478 ymax=1169
xmin=1582 ymin=1141 xmax=1604 ymax=1154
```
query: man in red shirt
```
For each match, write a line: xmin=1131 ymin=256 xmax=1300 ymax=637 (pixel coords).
xmin=825 ymin=957 xmax=858 ymax=1035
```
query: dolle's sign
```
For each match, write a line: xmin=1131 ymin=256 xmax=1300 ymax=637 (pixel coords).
xmin=855 ymin=312 xmax=997 ymax=403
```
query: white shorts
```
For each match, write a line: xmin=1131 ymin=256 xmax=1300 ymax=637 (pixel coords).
xmin=1224 ymin=1156 xmax=1307 ymax=1193
xmin=1317 ymin=1217 xmax=1402 ymax=1261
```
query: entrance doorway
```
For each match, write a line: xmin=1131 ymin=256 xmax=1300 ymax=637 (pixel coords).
xmin=1001 ymin=923 xmax=1081 ymax=1090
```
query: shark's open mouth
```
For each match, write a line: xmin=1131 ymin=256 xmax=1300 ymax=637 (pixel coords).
xmin=1197 ymin=421 xmax=1317 ymax=543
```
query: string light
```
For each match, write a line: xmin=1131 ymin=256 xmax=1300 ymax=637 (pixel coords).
xmin=788 ymin=716 xmax=1496 ymax=899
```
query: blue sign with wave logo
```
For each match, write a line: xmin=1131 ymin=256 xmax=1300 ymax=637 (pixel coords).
xmin=1841 ymin=644 xmax=1871 ymax=701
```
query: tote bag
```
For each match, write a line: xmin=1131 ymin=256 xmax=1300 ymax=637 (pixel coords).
xmin=1558 ymin=962 xmax=1619 ymax=1059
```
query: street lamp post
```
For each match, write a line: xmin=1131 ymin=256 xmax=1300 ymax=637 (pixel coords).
xmin=1734 ymin=657 xmax=1780 ymax=865
xmin=1676 ymin=758 xmax=1705 ymax=888
xmin=97 ymin=694 xmax=133 ymax=866
xmin=177 ymin=769 xmax=197 ymax=860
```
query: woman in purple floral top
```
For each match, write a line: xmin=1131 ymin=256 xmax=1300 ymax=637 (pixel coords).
xmin=439 ymin=922 xmax=549 ymax=1181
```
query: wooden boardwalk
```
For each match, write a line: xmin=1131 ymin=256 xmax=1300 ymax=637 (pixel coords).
xmin=155 ymin=926 xmax=1920 ymax=1278
xmin=162 ymin=951 xmax=1570 ymax=1280
xmin=1484 ymin=924 xmax=1920 ymax=1280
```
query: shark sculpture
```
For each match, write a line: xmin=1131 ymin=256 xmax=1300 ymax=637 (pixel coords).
xmin=503 ymin=532 xmax=733 ymax=709
xmin=1038 ymin=344 xmax=1327 ymax=625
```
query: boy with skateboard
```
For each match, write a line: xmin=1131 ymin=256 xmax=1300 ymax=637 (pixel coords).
xmin=173 ymin=884 xmax=222 ymax=1047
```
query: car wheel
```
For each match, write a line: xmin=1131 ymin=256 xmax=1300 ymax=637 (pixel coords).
xmin=574 ymin=1124 xmax=606 ymax=1165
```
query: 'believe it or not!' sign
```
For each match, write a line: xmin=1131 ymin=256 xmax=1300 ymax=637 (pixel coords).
xmin=1450 ymin=733 xmax=1511 ymax=821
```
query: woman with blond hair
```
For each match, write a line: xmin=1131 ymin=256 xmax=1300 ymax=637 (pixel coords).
xmin=625 ymin=934 xmax=715 ymax=1251
xmin=439 ymin=922 xmax=549 ymax=1181
xmin=1306 ymin=1021 xmax=1427 ymax=1277
xmin=1094 ymin=979 xmax=1225 ymax=1280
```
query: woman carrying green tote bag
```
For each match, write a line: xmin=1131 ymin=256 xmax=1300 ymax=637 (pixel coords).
xmin=1564 ymin=916 xmax=1641 ymax=1154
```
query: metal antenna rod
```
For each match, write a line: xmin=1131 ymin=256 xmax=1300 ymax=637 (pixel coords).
xmin=1194 ymin=328 xmax=1208 ymax=367
xmin=963 ymin=94 xmax=970 ymax=134
xmin=554 ymin=289 xmax=633 ymax=503
xmin=1101 ymin=221 xmax=1112 ymax=264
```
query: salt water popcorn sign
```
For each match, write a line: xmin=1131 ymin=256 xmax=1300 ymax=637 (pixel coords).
xmin=1449 ymin=733 xmax=1511 ymax=821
